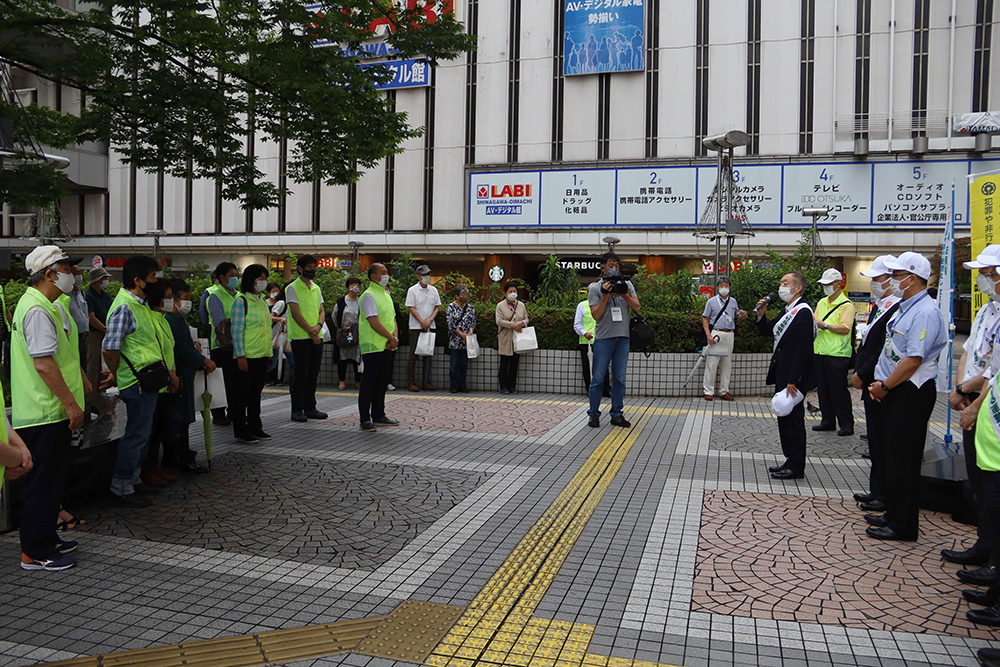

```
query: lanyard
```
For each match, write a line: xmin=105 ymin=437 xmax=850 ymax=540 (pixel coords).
xmin=887 ymin=291 xmax=930 ymax=337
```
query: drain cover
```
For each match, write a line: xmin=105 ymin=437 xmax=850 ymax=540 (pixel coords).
xmin=355 ymin=600 xmax=466 ymax=663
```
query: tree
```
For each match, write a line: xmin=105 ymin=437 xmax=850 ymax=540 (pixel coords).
xmin=0 ymin=0 xmax=475 ymax=208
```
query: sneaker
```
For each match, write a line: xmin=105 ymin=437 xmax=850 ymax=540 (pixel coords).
xmin=360 ymin=421 xmax=377 ymax=433
xmin=21 ymin=553 xmax=76 ymax=571
xmin=291 ymin=411 xmax=308 ymax=423
xmin=252 ymin=431 xmax=272 ymax=440
xmin=373 ymin=417 xmax=399 ymax=426
xmin=213 ymin=416 xmax=232 ymax=427
xmin=54 ymin=537 xmax=78 ymax=554
xmin=610 ymin=415 xmax=632 ymax=428
xmin=110 ymin=493 xmax=153 ymax=508
xmin=387 ymin=384 xmax=396 ymax=391
xmin=132 ymin=483 xmax=161 ymax=496
xmin=236 ymin=434 xmax=260 ymax=444
xmin=588 ymin=414 xmax=600 ymax=428
xmin=305 ymin=409 xmax=328 ymax=420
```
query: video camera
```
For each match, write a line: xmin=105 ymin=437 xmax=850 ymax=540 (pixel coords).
xmin=602 ymin=274 xmax=630 ymax=295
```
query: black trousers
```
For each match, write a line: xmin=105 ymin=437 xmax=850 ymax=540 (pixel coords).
xmin=144 ymin=393 xmax=179 ymax=472
xmin=862 ymin=389 xmax=886 ymax=502
xmin=879 ymin=380 xmax=936 ymax=537
xmin=19 ymin=421 xmax=71 ymax=560
xmin=290 ymin=339 xmax=323 ymax=413
xmin=231 ymin=357 xmax=269 ymax=437
xmin=209 ymin=347 xmax=236 ymax=421
xmin=964 ymin=421 xmax=991 ymax=551
xmin=407 ymin=330 xmax=433 ymax=386
xmin=359 ymin=350 xmax=392 ymax=423
xmin=982 ymin=470 xmax=1000 ymax=568
xmin=777 ymin=400 xmax=807 ymax=474
xmin=815 ymin=355 xmax=854 ymax=430
xmin=498 ymin=353 xmax=520 ymax=392
xmin=337 ymin=359 xmax=362 ymax=384
xmin=578 ymin=344 xmax=610 ymax=393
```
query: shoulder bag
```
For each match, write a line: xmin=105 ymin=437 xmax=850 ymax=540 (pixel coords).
xmin=696 ymin=298 xmax=730 ymax=349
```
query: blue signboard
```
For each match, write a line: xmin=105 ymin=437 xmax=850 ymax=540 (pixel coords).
xmin=360 ymin=58 xmax=433 ymax=90
xmin=564 ymin=0 xmax=645 ymax=76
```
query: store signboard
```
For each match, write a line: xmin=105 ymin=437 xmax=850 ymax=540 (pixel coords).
xmin=359 ymin=58 xmax=432 ymax=89
xmin=953 ymin=111 xmax=1000 ymax=134
xmin=563 ymin=0 xmax=644 ymax=76
xmin=468 ymin=158 xmax=983 ymax=229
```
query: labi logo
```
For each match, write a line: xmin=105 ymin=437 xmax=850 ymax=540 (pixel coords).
xmin=478 ymin=184 xmax=532 ymax=198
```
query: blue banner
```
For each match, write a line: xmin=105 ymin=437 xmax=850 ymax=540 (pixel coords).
xmin=563 ymin=0 xmax=645 ymax=76
xmin=360 ymin=58 xmax=433 ymax=90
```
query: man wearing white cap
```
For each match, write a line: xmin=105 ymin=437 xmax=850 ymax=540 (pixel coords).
xmin=812 ymin=268 xmax=856 ymax=436
xmin=12 ymin=246 xmax=92 ymax=571
xmin=866 ymin=251 xmax=946 ymax=541
xmin=850 ymin=256 xmax=901 ymax=514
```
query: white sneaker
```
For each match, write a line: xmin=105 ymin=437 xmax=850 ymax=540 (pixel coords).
xmin=387 ymin=384 xmax=396 ymax=391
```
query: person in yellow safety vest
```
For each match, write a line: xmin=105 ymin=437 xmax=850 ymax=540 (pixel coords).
xmin=139 ymin=281 xmax=181 ymax=488
xmin=574 ymin=298 xmax=610 ymax=396
xmin=206 ymin=261 xmax=239 ymax=427
xmin=230 ymin=265 xmax=275 ymax=444
xmin=0 ymin=384 xmax=32 ymax=489
xmin=102 ymin=255 xmax=164 ymax=508
xmin=13 ymin=245 xmax=93 ymax=571
xmin=287 ymin=254 xmax=329 ymax=423
xmin=812 ymin=268 xmax=857 ymax=437
xmin=358 ymin=263 xmax=400 ymax=433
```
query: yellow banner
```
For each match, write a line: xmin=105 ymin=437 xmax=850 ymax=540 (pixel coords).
xmin=971 ymin=173 xmax=1000 ymax=317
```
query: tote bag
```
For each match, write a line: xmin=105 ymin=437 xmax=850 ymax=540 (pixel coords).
xmin=415 ymin=331 xmax=436 ymax=356
xmin=466 ymin=334 xmax=480 ymax=359
xmin=512 ymin=326 xmax=538 ymax=353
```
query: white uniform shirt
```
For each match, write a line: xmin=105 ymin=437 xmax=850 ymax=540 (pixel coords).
xmin=967 ymin=301 xmax=1000 ymax=383
xmin=405 ymin=283 xmax=441 ymax=330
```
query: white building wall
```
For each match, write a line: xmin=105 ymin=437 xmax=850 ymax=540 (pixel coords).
xmin=392 ymin=88 xmax=427 ymax=231
xmin=706 ymin=0 xmax=747 ymax=140
xmin=473 ymin=0 xmax=511 ymax=165
xmin=656 ymin=2 xmax=696 ymax=158
xmin=517 ymin=1 xmax=554 ymax=164
xmin=758 ymin=0 xmax=799 ymax=155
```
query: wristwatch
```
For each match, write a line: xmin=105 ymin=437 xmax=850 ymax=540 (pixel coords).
xmin=880 ymin=381 xmax=892 ymax=393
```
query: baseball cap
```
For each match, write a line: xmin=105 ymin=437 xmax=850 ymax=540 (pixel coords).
xmin=860 ymin=255 xmax=898 ymax=278
xmin=25 ymin=246 xmax=82 ymax=275
xmin=415 ymin=264 xmax=432 ymax=275
xmin=817 ymin=268 xmax=844 ymax=285
xmin=884 ymin=251 xmax=933 ymax=280
xmin=771 ymin=387 xmax=805 ymax=418
xmin=88 ymin=267 xmax=111 ymax=282
xmin=964 ymin=245 xmax=1000 ymax=269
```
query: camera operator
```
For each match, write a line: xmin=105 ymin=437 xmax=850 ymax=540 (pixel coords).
xmin=587 ymin=252 xmax=641 ymax=428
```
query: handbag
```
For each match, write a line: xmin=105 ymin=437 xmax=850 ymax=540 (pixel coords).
xmin=696 ymin=298 xmax=730 ymax=349
xmin=629 ymin=315 xmax=656 ymax=356
xmin=335 ymin=297 xmax=360 ymax=348
xmin=513 ymin=326 xmax=538 ymax=353
xmin=466 ymin=333 xmax=480 ymax=359
xmin=120 ymin=351 xmax=170 ymax=393
xmin=214 ymin=319 xmax=233 ymax=349
xmin=415 ymin=331 xmax=435 ymax=356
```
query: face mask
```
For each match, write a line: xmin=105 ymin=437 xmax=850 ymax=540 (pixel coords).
xmin=379 ymin=274 xmax=390 ymax=288
xmin=607 ymin=267 xmax=620 ymax=277
xmin=270 ymin=290 xmax=280 ymax=299
xmin=778 ymin=285 xmax=795 ymax=303
xmin=718 ymin=287 xmax=730 ymax=298
xmin=349 ymin=285 xmax=360 ymax=294
xmin=977 ymin=274 xmax=998 ymax=299
xmin=161 ymin=298 xmax=174 ymax=312
xmin=227 ymin=276 xmax=239 ymax=290
xmin=822 ymin=284 xmax=836 ymax=296
xmin=54 ymin=271 xmax=75 ymax=295
xmin=888 ymin=276 xmax=907 ymax=297
xmin=507 ymin=293 xmax=517 ymax=302
xmin=178 ymin=300 xmax=192 ymax=316
xmin=73 ymin=274 xmax=83 ymax=288
xmin=302 ymin=269 xmax=317 ymax=280
xmin=420 ymin=275 xmax=431 ymax=285
xmin=870 ymin=279 xmax=889 ymax=300
xmin=99 ymin=279 xmax=109 ymax=290
xmin=255 ymin=279 xmax=267 ymax=293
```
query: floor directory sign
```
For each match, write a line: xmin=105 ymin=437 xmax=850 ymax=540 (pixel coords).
xmin=563 ymin=0 xmax=645 ymax=75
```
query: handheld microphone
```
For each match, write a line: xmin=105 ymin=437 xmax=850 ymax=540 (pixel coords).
xmin=756 ymin=293 xmax=775 ymax=311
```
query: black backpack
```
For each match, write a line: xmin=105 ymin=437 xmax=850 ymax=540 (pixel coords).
xmin=629 ymin=315 xmax=656 ymax=356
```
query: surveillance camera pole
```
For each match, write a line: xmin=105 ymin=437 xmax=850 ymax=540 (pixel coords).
xmin=698 ymin=131 xmax=750 ymax=287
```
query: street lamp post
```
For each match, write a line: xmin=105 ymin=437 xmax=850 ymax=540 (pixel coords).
xmin=700 ymin=131 xmax=750 ymax=285
xmin=348 ymin=240 xmax=365 ymax=271
xmin=147 ymin=229 xmax=167 ymax=263
xmin=801 ymin=207 xmax=829 ymax=260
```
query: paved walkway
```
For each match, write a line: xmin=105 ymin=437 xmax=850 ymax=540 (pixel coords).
xmin=0 ymin=385 xmax=992 ymax=667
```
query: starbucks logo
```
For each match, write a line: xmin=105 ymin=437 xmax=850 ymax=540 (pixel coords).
xmin=983 ymin=182 xmax=997 ymax=196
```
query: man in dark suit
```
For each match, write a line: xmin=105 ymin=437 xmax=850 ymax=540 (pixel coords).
xmin=755 ymin=271 xmax=816 ymax=480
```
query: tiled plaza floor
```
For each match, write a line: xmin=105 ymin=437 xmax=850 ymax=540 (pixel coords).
xmin=0 ymin=384 xmax=992 ymax=667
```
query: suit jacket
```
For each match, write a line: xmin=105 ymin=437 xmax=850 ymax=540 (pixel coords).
xmin=854 ymin=302 xmax=900 ymax=385
xmin=756 ymin=302 xmax=815 ymax=391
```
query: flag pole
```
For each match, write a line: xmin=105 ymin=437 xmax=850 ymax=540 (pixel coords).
xmin=942 ymin=181 xmax=957 ymax=446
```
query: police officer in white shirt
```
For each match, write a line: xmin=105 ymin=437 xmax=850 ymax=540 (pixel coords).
xmin=865 ymin=252 xmax=947 ymax=541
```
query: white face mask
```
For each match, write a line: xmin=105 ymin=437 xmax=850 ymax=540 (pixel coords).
xmin=778 ymin=285 xmax=795 ymax=303
xmin=718 ymin=287 xmax=730 ymax=298
xmin=270 ymin=290 xmax=280 ymax=299
xmin=420 ymin=275 xmax=431 ymax=285
xmin=349 ymin=285 xmax=360 ymax=294
xmin=888 ymin=276 xmax=907 ymax=297
xmin=73 ymin=274 xmax=83 ymax=288
xmin=822 ymin=284 xmax=836 ymax=296
xmin=870 ymin=279 xmax=890 ymax=300
xmin=507 ymin=292 xmax=517 ymax=302
xmin=255 ymin=279 xmax=267 ymax=293
xmin=54 ymin=270 xmax=75 ymax=294
xmin=161 ymin=298 xmax=174 ymax=312
xmin=379 ymin=274 xmax=390 ymax=288
xmin=99 ymin=279 xmax=109 ymax=290
xmin=178 ymin=300 xmax=192 ymax=316
xmin=977 ymin=273 xmax=1000 ymax=301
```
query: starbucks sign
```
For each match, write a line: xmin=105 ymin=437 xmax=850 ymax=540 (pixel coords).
xmin=488 ymin=265 xmax=505 ymax=283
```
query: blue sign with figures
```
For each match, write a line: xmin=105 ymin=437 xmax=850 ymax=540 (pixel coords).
xmin=563 ymin=0 xmax=645 ymax=76
xmin=359 ymin=59 xmax=433 ymax=90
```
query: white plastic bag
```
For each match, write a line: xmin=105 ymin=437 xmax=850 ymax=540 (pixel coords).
xmin=273 ymin=328 xmax=287 ymax=350
xmin=513 ymin=326 xmax=538 ymax=353
xmin=321 ymin=322 xmax=331 ymax=343
xmin=415 ymin=331 xmax=435 ymax=356
xmin=466 ymin=334 xmax=480 ymax=359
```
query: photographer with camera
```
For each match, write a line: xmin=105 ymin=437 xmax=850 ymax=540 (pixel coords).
xmin=587 ymin=252 xmax=640 ymax=428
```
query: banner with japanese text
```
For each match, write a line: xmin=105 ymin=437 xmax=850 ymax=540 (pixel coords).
xmin=564 ymin=0 xmax=644 ymax=75
xmin=970 ymin=171 xmax=1000 ymax=316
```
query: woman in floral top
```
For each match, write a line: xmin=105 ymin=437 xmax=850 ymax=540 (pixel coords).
xmin=446 ymin=286 xmax=477 ymax=393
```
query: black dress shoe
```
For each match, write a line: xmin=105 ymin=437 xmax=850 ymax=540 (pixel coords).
xmin=860 ymin=433 xmax=868 ymax=441
xmin=860 ymin=500 xmax=887 ymax=512
xmin=978 ymin=647 xmax=1000 ymax=667
xmin=861 ymin=450 xmax=871 ymax=459
xmin=110 ymin=492 xmax=153 ymax=508
xmin=305 ymin=409 xmax=328 ymax=420
xmin=853 ymin=492 xmax=876 ymax=503
xmin=964 ymin=586 xmax=1000 ymax=606
xmin=837 ymin=427 xmax=854 ymax=437
xmin=958 ymin=566 xmax=1000 ymax=586
xmin=771 ymin=469 xmax=804 ymax=480
xmin=588 ymin=414 xmax=600 ymax=428
xmin=968 ymin=605 xmax=1000 ymax=627
xmin=213 ymin=416 xmax=232 ymax=426
xmin=943 ymin=547 xmax=992 ymax=566
xmin=865 ymin=513 xmax=889 ymax=527
xmin=866 ymin=526 xmax=916 ymax=541
xmin=610 ymin=415 xmax=631 ymax=428
xmin=812 ymin=423 xmax=835 ymax=432
xmin=768 ymin=463 xmax=788 ymax=473
xmin=132 ymin=483 xmax=161 ymax=496
xmin=178 ymin=462 xmax=210 ymax=474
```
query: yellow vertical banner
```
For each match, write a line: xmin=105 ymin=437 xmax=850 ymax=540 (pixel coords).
xmin=970 ymin=173 xmax=1000 ymax=317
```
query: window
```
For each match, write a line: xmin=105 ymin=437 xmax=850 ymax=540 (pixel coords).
xmin=799 ymin=0 xmax=816 ymax=153
xmin=746 ymin=0 xmax=762 ymax=155
xmin=694 ymin=0 xmax=710 ymax=156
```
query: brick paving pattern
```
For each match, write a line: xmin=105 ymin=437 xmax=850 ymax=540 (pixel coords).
xmin=710 ymin=416 xmax=869 ymax=459
xmin=327 ymin=397 xmax=580 ymax=436
xmin=693 ymin=489 xmax=1000 ymax=639
xmin=73 ymin=451 xmax=489 ymax=569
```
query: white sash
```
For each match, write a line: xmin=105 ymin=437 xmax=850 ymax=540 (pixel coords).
xmin=970 ymin=303 xmax=1000 ymax=375
xmin=882 ymin=311 xmax=904 ymax=368
xmin=860 ymin=296 xmax=900 ymax=345
xmin=773 ymin=302 xmax=816 ymax=351
xmin=985 ymin=379 xmax=1000 ymax=446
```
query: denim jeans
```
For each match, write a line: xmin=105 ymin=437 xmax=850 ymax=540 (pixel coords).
xmin=450 ymin=348 xmax=469 ymax=389
xmin=589 ymin=336 xmax=629 ymax=417
xmin=112 ymin=382 xmax=160 ymax=496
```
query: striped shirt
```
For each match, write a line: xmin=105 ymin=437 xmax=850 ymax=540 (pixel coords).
xmin=102 ymin=290 xmax=146 ymax=351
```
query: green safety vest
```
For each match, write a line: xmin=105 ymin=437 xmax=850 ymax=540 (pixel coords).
xmin=814 ymin=293 xmax=853 ymax=357
xmin=287 ymin=277 xmax=323 ymax=341
xmin=152 ymin=311 xmax=175 ymax=394
xmin=237 ymin=293 xmax=273 ymax=359
xmin=207 ymin=284 xmax=236 ymax=350
xmin=11 ymin=287 xmax=84 ymax=428
xmin=109 ymin=289 xmax=164 ymax=391
xmin=359 ymin=284 xmax=396 ymax=355
xmin=0 ymin=382 xmax=7 ymax=491
xmin=578 ymin=300 xmax=596 ymax=345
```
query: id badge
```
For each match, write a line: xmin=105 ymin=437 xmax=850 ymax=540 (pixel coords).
xmin=611 ymin=307 xmax=623 ymax=322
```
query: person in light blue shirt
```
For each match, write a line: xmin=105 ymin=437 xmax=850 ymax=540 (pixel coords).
xmin=866 ymin=251 xmax=947 ymax=542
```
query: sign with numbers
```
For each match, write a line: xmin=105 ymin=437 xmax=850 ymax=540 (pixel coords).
xmin=696 ymin=164 xmax=782 ymax=225
xmin=781 ymin=163 xmax=873 ymax=225
xmin=616 ymin=167 xmax=697 ymax=225
xmin=540 ymin=169 xmax=617 ymax=225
